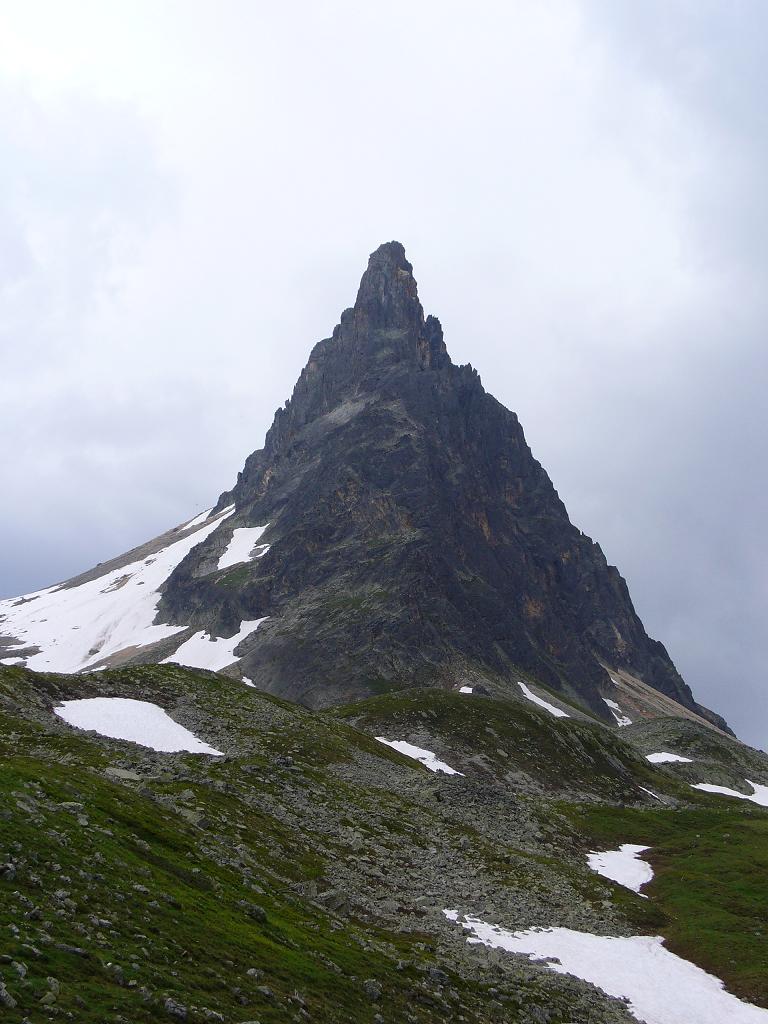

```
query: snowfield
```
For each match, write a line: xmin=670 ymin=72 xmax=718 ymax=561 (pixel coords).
xmin=0 ymin=507 xmax=236 ymax=673
xmin=646 ymin=752 xmax=694 ymax=764
xmin=691 ymin=780 xmax=768 ymax=807
xmin=587 ymin=844 xmax=653 ymax=896
xmin=517 ymin=681 xmax=569 ymax=717
xmin=217 ymin=525 xmax=270 ymax=570
xmin=443 ymin=912 xmax=768 ymax=1024
xmin=54 ymin=697 xmax=223 ymax=755
xmin=603 ymin=697 xmax=632 ymax=727
xmin=162 ymin=618 xmax=269 ymax=672
xmin=375 ymin=738 xmax=464 ymax=775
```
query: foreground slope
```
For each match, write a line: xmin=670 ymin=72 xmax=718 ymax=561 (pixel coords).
xmin=0 ymin=664 xmax=766 ymax=1022
xmin=0 ymin=243 xmax=728 ymax=732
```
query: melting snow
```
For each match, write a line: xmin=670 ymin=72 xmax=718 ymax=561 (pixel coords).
xmin=639 ymin=786 xmax=663 ymax=802
xmin=459 ymin=686 xmax=473 ymax=694
xmin=443 ymin=912 xmax=768 ymax=1024
xmin=603 ymin=697 xmax=632 ymax=727
xmin=646 ymin=752 xmax=693 ymax=764
xmin=691 ymin=780 xmax=768 ymax=807
xmin=217 ymin=525 xmax=270 ymax=571
xmin=375 ymin=738 xmax=464 ymax=775
xmin=517 ymin=681 xmax=569 ymax=718
xmin=54 ymin=697 xmax=223 ymax=755
xmin=183 ymin=508 xmax=214 ymax=530
xmin=587 ymin=844 xmax=653 ymax=896
xmin=163 ymin=617 xmax=268 ymax=672
xmin=0 ymin=508 xmax=236 ymax=672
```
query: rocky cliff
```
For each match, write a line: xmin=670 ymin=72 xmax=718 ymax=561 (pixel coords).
xmin=152 ymin=242 xmax=726 ymax=729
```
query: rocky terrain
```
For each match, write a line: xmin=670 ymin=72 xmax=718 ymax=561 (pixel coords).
xmin=1 ymin=662 xmax=766 ymax=1023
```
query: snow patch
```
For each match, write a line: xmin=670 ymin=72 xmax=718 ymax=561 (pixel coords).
xmin=183 ymin=508 xmax=213 ymax=530
xmin=646 ymin=752 xmax=693 ymax=764
xmin=587 ymin=844 xmax=653 ymax=896
xmin=517 ymin=681 xmax=569 ymax=718
xmin=443 ymin=912 xmax=768 ymax=1024
xmin=0 ymin=507 xmax=236 ymax=673
xmin=242 ymin=677 xmax=257 ymax=689
xmin=217 ymin=525 xmax=270 ymax=571
xmin=639 ymin=786 xmax=663 ymax=802
xmin=692 ymin=780 xmax=768 ymax=807
xmin=603 ymin=697 xmax=632 ymax=727
xmin=163 ymin=618 xmax=268 ymax=672
xmin=375 ymin=738 xmax=464 ymax=775
xmin=54 ymin=697 xmax=223 ymax=755
xmin=459 ymin=685 xmax=473 ymax=694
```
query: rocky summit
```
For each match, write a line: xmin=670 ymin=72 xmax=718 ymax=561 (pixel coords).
xmin=0 ymin=242 xmax=728 ymax=733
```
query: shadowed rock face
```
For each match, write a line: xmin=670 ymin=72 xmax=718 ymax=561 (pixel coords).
xmin=158 ymin=242 xmax=728 ymax=729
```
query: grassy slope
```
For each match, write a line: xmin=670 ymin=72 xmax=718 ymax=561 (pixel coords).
xmin=1 ymin=666 xmax=766 ymax=1020
xmin=572 ymin=801 xmax=768 ymax=1006
xmin=335 ymin=688 xmax=665 ymax=799
xmin=0 ymin=721 xmax=486 ymax=1022
xmin=339 ymin=689 xmax=768 ymax=1007
xmin=1 ymin=665 xmax=627 ymax=1024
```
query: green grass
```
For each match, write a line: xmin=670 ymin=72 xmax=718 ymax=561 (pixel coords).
xmin=0 ymin=714 xmax=492 ymax=1023
xmin=336 ymin=688 xmax=662 ymax=799
xmin=572 ymin=801 xmax=768 ymax=1006
xmin=3 ymin=663 xmax=767 ymax=1021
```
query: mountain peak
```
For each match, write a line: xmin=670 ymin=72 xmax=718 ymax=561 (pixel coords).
xmin=0 ymin=243 xmax=730 ymax=739
xmin=353 ymin=240 xmax=423 ymax=331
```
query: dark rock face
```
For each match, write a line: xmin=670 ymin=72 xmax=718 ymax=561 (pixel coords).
xmin=158 ymin=242 xmax=727 ymax=729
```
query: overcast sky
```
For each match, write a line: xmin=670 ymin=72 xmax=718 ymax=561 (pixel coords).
xmin=0 ymin=1 xmax=765 ymax=748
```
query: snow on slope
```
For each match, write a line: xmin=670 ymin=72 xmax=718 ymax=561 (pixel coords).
xmin=603 ymin=697 xmax=632 ymax=726
xmin=639 ymin=786 xmax=663 ymax=802
xmin=375 ymin=738 xmax=464 ymax=775
xmin=55 ymin=697 xmax=223 ymax=755
xmin=0 ymin=507 xmax=235 ymax=672
xmin=217 ymin=525 xmax=270 ymax=570
xmin=692 ymin=780 xmax=768 ymax=807
xmin=646 ymin=752 xmax=694 ymax=764
xmin=183 ymin=508 xmax=214 ymax=530
xmin=443 ymin=912 xmax=768 ymax=1024
xmin=163 ymin=618 xmax=269 ymax=672
xmin=587 ymin=844 xmax=653 ymax=896
xmin=517 ymin=681 xmax=569 ymax=718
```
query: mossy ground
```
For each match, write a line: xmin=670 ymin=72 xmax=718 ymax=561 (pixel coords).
xmin=336 ymin=689 xmax=663 ymax=799
xmin=570 ymin=801 xmax=768 ymax=1006
xmin=0 ymin=666 xmax=598 ymax=1023
xmin=1 ymin=665 xmax=766 ymax=1021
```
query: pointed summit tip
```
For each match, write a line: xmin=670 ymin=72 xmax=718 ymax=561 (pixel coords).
xmin=354 ymin=240 xmax=422 ymax=329
xmin=367 ymin=240 xmax=413 ymax=274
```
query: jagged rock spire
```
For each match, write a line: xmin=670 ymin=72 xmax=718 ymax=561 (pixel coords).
xmin=193 ymin=242 xmax=729 ymax=734
xmin=352 ymin=241 xmax=424 ymax=331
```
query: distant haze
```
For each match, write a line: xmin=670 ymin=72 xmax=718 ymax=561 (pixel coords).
xmin=0 ymin=1 xmax=765 ymax=748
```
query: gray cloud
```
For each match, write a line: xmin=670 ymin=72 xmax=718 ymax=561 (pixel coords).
xmin=0 ymin=1 xmax=764 ymax=748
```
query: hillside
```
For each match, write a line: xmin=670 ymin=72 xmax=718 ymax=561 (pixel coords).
xmin=1 ymin=662 xmax=766 ymax=1022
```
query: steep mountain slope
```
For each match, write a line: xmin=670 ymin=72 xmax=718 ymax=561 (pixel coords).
xmin=0 ymin=242 xmax=727 ymax=733
xmin=1 ymin=663 xmax=766 ymax=1023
